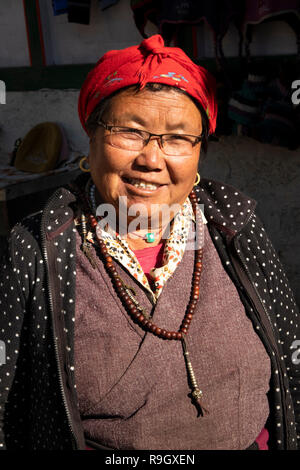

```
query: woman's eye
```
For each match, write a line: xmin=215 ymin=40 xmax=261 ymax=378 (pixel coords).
xmin=113 ymin=129 xmax=143 ymax=141
xmin=167 ymin=135 xmax=190 ymax=142
xmin=122 ymin=131 xmax=143 ymax=139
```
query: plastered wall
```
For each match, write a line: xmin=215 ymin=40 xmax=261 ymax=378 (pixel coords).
xmin=0 ymin=0 xmax=297 ymax=68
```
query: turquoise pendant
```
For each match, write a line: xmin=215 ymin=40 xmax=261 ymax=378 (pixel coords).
xmin=145 ymin=232 xmax=155 ymax=243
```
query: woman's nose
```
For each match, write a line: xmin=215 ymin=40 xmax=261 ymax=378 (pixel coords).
xmin=134 ymin=137 xmax=166 ymax=170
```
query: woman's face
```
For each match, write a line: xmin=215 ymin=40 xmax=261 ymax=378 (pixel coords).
xmin=88 ymin=87 xmax=202 ymax=222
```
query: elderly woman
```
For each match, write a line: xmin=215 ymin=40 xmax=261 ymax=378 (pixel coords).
xmin=0 ymin=35 xmax=299 ymax=451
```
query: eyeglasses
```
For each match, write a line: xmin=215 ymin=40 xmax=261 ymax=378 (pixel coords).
xmin=98 ymin=120 xmax=203 ymax=156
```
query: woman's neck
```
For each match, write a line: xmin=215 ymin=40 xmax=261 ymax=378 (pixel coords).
xmin=125 ymin=231 xmax=164 ymax=251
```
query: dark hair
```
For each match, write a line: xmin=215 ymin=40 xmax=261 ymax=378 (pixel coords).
xmin=85 ymin=83 xmax=209 ymax=153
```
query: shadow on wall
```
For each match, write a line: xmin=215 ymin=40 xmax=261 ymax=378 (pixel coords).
xmin=200 ymin=135 xmax=300 ymax=308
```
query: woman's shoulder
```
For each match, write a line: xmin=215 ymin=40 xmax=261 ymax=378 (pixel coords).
xmin=198 ymin=177 xmax=257 ymax=209
xmin=196 ymin=177 xmax=257 ymax=234
xmin=5 ymin=186 xmax=78 ymax=267
xmin=8 ymin=173 xmax=87 ymax=244
xmin=7 ymin=210 xmax=44 ymax=253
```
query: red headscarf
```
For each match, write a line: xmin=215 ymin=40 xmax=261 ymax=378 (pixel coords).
xmin=78 ymin=34 xmax=217 ymax=134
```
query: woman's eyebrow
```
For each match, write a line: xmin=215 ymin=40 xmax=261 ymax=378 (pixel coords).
xmin=165 ymin=122 xmax=201 ymax=133
xmin=116 ymin=114 xmax=147 ymax=126
xmin=116 ymin=114 xmax=200 ymax=133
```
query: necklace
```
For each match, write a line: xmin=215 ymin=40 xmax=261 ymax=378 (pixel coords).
xmin=129 ymin=230 xmax=161 ymax=243
xmin=77 ymin=179 xmax=208 ymax=416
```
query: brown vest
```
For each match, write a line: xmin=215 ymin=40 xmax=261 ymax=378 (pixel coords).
xmin=74 ymin=225 xmax=271 ymax=450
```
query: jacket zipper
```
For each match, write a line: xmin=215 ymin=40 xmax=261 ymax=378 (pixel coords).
xmin=40 ymin=192 xmax=78 ymax=449
xmin=231 ymin=220 xmax=291 ymax=448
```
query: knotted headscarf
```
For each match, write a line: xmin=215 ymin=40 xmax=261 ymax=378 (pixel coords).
xmin=78 ymin=34 xmax=217 ymax=134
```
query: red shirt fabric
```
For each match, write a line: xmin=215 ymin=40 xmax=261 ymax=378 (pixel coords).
xmin=255 ymin=427 xmax=269 ymax=450
xmin=133 ymin=242 xmax=165 ymax=283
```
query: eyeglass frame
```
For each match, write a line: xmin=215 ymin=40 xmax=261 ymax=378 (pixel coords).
xmin=97 ymin=119 xmax=204 ymax=155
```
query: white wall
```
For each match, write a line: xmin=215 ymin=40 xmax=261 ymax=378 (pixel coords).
xmin=39 ymin=0 xmax=144 ymax=65
xmin=0 ymin=0 xmax=30 ymax=67
xmin=0 ymin=0 xmax=297 ymax=68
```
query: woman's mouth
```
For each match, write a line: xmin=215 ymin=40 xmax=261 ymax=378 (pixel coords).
xmin=123 ymin=177 xmax=163 ymax=192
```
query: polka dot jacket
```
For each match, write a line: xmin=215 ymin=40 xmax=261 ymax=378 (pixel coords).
xmin=0 ymin=174 xmax=299 ymax=450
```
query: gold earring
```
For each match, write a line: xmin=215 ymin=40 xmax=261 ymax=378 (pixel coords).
xmin=79 ymin=156 xmax=90 ymax=172
xmin=194 ymin=172 xmax=200 ymax=186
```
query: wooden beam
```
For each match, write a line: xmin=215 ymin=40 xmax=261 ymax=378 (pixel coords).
xmin=0 ymin=64 xmax=94 ymax=91
xmin=23 ymin=0 xmax=46 ymax=67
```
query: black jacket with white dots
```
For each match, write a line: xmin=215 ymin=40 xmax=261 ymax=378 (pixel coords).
xmin=0 ymin=174 xmax=299 ymax=450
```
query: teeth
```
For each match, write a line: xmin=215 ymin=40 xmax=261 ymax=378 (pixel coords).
xmin=127 ymin=178 xmax=159 ymax=190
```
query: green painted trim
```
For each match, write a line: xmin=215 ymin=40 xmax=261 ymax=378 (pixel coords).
xmin=0 ymin=56 xmax=298 ymax=92
xmin=0 ymin=64 xmax=94 ymax=91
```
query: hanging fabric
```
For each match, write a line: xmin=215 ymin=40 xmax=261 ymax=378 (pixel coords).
xmin=99 ymin=0 xmax=119 ymax=10
xmin=130 ymin=0 xmax=245 ymax=59
xmin=52 ymin=0 xmax=68 ymax=16
xmin=68 ymin=0 xmax=92 ymax=25
xmin=243 ymin=0 xmax=300 ymax=60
